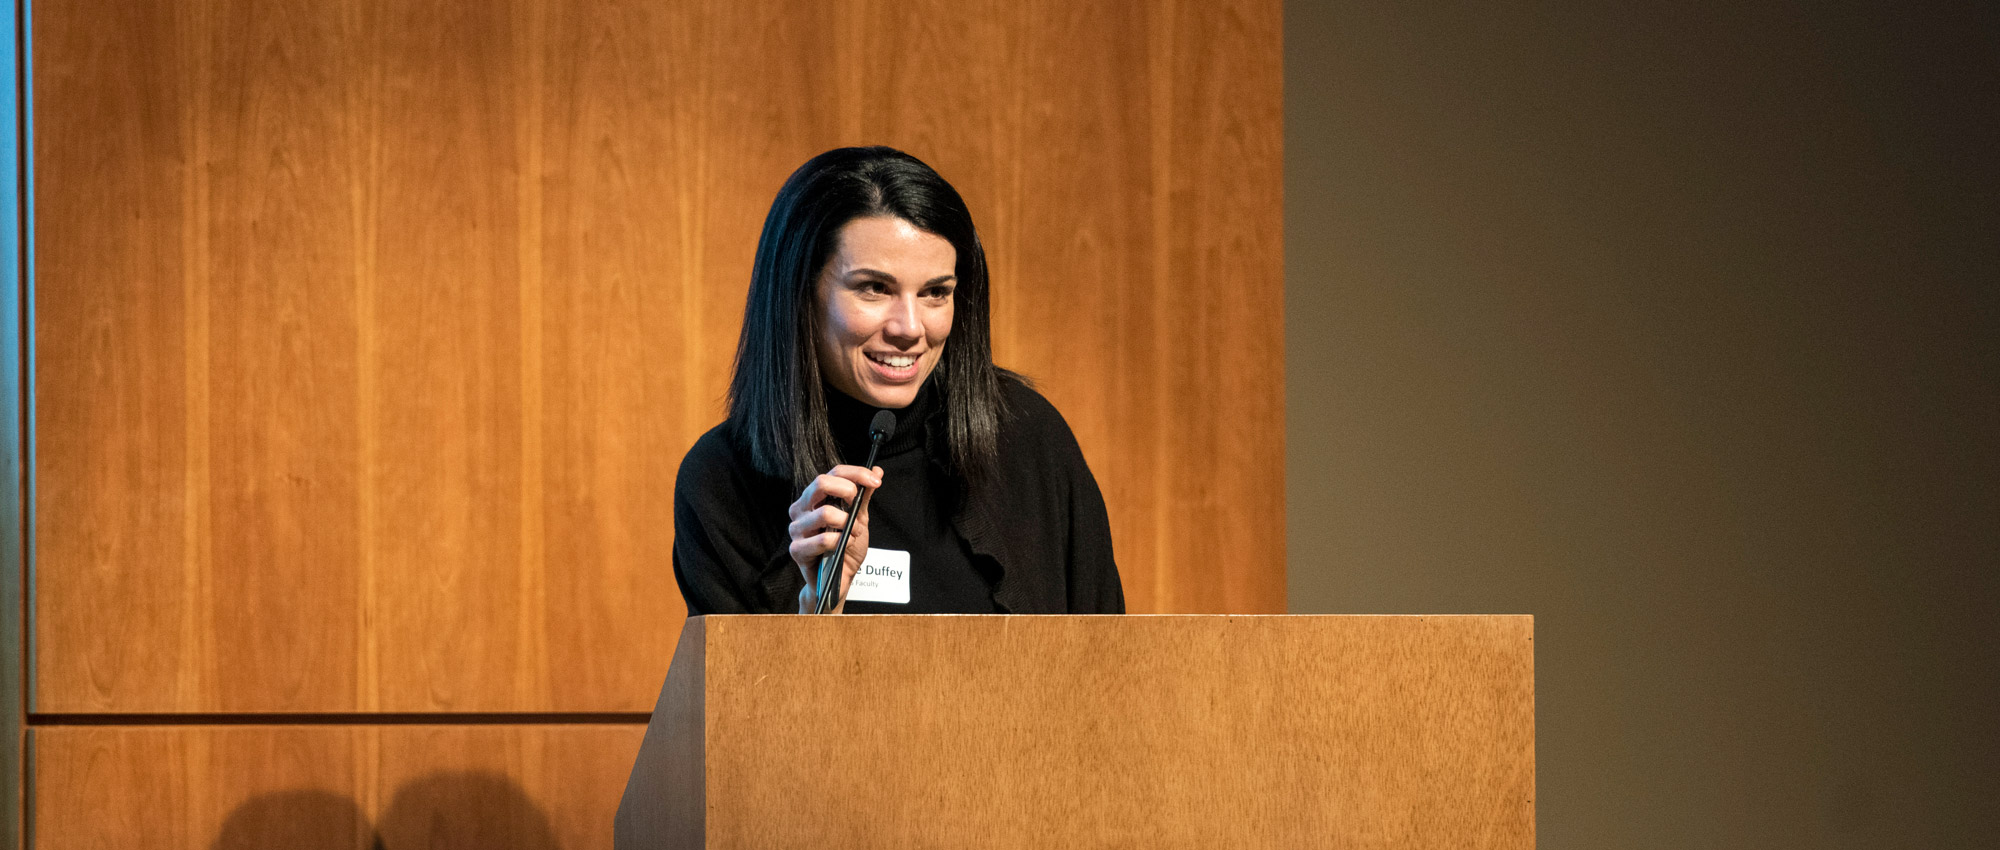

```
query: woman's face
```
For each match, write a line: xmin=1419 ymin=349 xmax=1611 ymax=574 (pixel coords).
xmin=815 ymin=216 xmax=957 ymax=409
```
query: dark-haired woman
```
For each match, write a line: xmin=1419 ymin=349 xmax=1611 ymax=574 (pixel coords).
xmin=672 ymin=146 xmax=1124 ymax=615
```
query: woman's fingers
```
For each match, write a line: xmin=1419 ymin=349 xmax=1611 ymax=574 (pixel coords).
xmin=786 ymin=476 xmax=849 ymax=521
xmin=835 ymin=524 xmax=868 ymax=596
xmin=848 ymin=501 xmax=870 ymax=563
xmin=787 ymin=464 xmax=886 ymax=587
xmin=786 ymin=466 xmax=884 ymax=521
xmin=836 ymin=464 xmax=884 ymax=490
xmin=786 ymin=503 xmax=850 ymax=540
xmin=789 ymin=530 xmax=841 ymax=564
xmin=787 ymin=510 xmax=871 ymax=567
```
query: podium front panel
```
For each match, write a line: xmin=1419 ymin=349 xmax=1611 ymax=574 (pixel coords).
xmin=620 ymin=615 xmax=1533 ymax=848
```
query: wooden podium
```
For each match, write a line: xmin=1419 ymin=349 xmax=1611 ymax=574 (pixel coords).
xmin=616 ymin=615 xmax=1534 ymax=848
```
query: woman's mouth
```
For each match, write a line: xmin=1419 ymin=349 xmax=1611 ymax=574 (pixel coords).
xmin=865 ymin=351 xmax=922 ymax=382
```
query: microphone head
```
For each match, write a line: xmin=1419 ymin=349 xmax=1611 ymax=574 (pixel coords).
xmin=869 ymin=409 xmax=898 ymax=443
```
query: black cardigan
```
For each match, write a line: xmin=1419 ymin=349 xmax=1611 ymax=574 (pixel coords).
xmin=672 ymin=378 xmax=1125 ymax=615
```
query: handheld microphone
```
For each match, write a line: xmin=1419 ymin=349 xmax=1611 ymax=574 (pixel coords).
xmin=812 ymin=409 xmax=897 ymax=614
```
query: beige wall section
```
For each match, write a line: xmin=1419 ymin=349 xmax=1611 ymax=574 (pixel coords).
xmin=33 ymin=0 xmax=1283 ymax=715
xmin=31 ymin=725 xmax=643 ymax=849
xmin=1285 ymin=1 xmax=1999 ymax=848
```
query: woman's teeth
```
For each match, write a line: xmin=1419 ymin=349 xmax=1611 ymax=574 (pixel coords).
xmin=869 ymin=353 xmax=917 ymax=368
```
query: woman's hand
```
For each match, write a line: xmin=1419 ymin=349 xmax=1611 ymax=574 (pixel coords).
xmin=787 ymin=465 xmax=884 ymax=614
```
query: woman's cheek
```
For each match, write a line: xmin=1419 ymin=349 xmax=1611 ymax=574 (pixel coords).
xmin=932 ymin=305 xmax=955 ymax=344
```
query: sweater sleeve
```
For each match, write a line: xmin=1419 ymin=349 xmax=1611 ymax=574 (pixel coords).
xmin=671 ymin=427 xmax=801 ymax=615
xmin=1061 ymin=425 xmax=1126 ymax=614
xmin=673 ymin=491 xmax=754 ymax=615
xmin=999 ymin=379 xmax=1126 ymax=614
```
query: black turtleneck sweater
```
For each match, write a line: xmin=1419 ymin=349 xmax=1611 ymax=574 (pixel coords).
xmin=823 ymin=379 xmax=997 ymax=614
xmin=672 ymin=373 xmax=1124 ymax=615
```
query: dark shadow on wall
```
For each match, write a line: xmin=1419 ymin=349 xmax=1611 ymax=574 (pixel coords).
xmin=212 ymin=773 xmax=560 ymax=850
xmin=212 ymin=790 xmax=373 ymax=850
xmin=377 ymin=772 xmax=561 ymax=850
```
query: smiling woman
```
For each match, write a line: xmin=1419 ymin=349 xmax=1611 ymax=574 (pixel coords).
xmin=671 ymin=147 xmax=1125 ymax=616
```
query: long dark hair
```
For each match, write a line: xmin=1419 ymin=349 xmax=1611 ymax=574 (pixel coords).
xmin=727 ymin=146 xmax=1007 ymax=492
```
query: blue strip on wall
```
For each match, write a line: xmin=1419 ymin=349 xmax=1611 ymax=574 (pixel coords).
xmin=4 ymin=0 xmax=27 ymax=846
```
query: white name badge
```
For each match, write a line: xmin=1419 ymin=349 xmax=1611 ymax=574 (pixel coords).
xmin=843 ymin=547 xmax=911 ymax=604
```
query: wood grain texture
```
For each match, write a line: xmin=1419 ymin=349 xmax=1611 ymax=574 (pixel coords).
xmin=365 ymin=0 xmax=532 ymax=713
xmin=201 ymin=0 xmax=368 ymax=712
xmin=34 ymin=0 xmax=197 ymax=712
xmin=34 ymin=0 xmax=1284 ymax=713
xmin=614 ymin=617 xmax=708 ymax=846
xmin=621 ymin=615 xmax=1535 ymax=849
xmin=30 ymin=724 xmax=645 ymax=850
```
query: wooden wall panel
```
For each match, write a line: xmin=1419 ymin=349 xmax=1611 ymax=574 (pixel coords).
xmin=34 ymin=0 xmax=1285 ymax=713
xmin=35 ymin=0 xmax=196 ymax=712
xmin=201 ymin=0 xmax=368 ymax=712
xmin=528 ymin=0 xmax=842 ymax=712
xmin=366 ymin=0 xmax=532 ymax=712
xmin=1147 ymin=0 xmax=1286 ymax=613
xmin=31 ymin=724 xmax=644 ymax=850
xmin=871 ymin=0 xmax=1288 ymax=614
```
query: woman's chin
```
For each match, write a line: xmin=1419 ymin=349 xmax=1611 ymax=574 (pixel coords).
xmin=858 ymin=384 xmax=919 ymax=409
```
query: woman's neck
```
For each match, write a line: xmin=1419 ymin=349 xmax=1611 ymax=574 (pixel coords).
xmin=824 ymin=378 xmax=939 ymax=461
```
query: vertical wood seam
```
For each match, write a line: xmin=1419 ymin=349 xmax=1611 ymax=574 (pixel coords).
xmin=177 ymin=0 xmax=215 ymax=713
xmin=516 ymin=0 xmax=549 ymax=712
xmin=353 ymin=0 xmax=383 ymax=717
xmin=1148 ymin=0 xmax=1177 ymax=613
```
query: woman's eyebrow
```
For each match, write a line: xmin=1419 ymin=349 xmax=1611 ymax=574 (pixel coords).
xmin=845 ymin=269 xmax=956 ymax=287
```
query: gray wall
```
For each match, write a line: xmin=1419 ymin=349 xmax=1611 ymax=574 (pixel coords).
xmin=1284 ymin=1 xmax=1998 ymax=847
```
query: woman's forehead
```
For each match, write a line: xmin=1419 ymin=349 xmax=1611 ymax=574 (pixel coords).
xmin=825 ymin=216 xmax=956 ymax=277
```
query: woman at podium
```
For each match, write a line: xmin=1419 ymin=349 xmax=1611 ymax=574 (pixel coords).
xmin=672 ymin=146 xmax=1124 ymax=616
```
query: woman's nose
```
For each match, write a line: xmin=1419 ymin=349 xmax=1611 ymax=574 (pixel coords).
xmin=883 ymin=296 xmax=922 ymax=342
